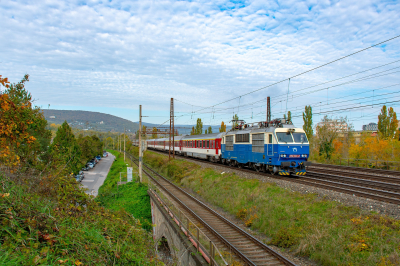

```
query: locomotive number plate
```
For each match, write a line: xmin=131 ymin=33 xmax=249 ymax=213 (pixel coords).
xmin=289 ymin=155 xmax=300 ymax=158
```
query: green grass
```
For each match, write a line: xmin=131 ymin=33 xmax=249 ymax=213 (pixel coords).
xmin=96 ymin=150 xmax=152 ymax=231
xmin=0 ymin=168 xmax=159 ymax=265
xmin=136 ymin=147 xmax=400 ymax=266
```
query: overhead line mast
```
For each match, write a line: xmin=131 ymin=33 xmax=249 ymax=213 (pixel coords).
xmin=169 ymin=98 xmax=175 ymax=161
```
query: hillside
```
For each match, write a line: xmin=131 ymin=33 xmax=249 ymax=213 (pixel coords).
xmin=139 ymin=122 xmax=232 ymax=135
xmin=42 ymin=109 xmax=139 ymax=133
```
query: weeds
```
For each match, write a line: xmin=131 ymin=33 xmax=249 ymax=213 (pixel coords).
xmin=0 ymin=168 xmax=160 ymax=265
xmin=138 ymin=147 xmax=400 ymax=266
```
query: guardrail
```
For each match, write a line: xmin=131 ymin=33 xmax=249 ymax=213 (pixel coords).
xmin=148 ymin=188 xmax=228 ymax=266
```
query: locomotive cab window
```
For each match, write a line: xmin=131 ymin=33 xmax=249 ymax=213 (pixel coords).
xmin=276 ymin=132 xmax=294 ymax=143
xmin=268 ymin=134 xmax=273 ymax=144
xmin=292 ymin=132 xmax=309 ymax=143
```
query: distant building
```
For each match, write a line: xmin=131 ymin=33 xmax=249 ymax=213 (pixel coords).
xmin=99 ymin=121 xmax=104 ymax=124
xmin=362 ymin=122 xmax=378 ymax=131
xmin=49 ymin=116 xmax=55 ymax=119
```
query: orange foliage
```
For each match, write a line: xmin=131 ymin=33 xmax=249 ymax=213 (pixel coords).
xmin=0 ymin=75 xmax=39 ymax=167
xmin=0 ymin=75 xmax=10 ymax=88
xmin=349 ymin=134 xmax=396 ymax=162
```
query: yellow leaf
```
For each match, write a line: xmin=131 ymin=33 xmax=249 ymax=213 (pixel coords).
xmin=75 ymin=260 xmax=83 ymax=266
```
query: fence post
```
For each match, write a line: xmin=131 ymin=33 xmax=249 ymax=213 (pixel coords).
xmin=209 ymin=241 xmax=213 ymax=266
xmin=196 ymin=228 xmax=200 ymax=252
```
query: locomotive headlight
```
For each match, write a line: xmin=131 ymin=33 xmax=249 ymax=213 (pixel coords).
xmin=280 ymin=154 xmax=287 ymax=158
xmin=301 ymin=154 xmax=308 ymax=158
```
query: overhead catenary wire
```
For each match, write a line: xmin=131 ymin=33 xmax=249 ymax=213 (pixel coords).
xmin=176 ymin=34 xmax=400 ymax=114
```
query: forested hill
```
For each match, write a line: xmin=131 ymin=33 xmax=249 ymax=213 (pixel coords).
xmin=42 ymin=109 xmax=138 ymax=133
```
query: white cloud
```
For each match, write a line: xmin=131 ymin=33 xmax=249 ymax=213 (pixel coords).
xmin=0 ymin=0 xmax=399 ymax=129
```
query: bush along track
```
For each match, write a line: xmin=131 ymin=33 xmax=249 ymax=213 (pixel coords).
xmin=134 ymin=147 xmax=400 ymax=266
xmin=96 ymin=150 xmax=152 ymax=231
xmin=0 ymin=170 xmax=160 ymax=266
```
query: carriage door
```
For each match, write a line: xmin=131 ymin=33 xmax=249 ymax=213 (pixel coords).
xmin=267 ymin=134 xmax=273 ymax=156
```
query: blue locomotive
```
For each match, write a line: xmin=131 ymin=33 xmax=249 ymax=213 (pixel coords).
xmin=147 ymin=118 xmax=310 ymax=175
xmin=220 ymin=119 xmax=310 ymax=175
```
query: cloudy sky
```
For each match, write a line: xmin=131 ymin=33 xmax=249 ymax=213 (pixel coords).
xmin=1 ymin=0 xmax=400 ymax=130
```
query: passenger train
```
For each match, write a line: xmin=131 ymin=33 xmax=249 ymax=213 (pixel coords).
xmin=145 ymin=119 xmax=310 ymax=175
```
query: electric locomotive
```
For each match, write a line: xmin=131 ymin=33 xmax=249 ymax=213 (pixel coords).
xmin=146 ymin=118 xmax=310 ymax=176
xmin=221 ymin=119 xmax=310 ymax=175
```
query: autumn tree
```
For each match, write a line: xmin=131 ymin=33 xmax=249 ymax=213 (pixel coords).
xmin=0 ymin=74 xmax=51 ymax=168
xmin=49 ymin=121 xmax=82 ymax=174
xmin=195 ymin=118 xmax=203 ymax=135
xmin=219 ymin=121 xmax=226 ymax=132
xmin=303 ymin=105 xmax=313 ymax=140
xmin=152 ymin=127 xmax=157 ymax=139
xmin=232 ymin=114 xmax=239 ymax=129
xmin=315 ymin=116 xmax=349 ymax=160
xmin=205 ymin=129 xmax=207 ymax=134
xmin=388 ymin=107 xmax=398 ymax=138
xmin=378 ymin=105 xmax=390 ymax=138
xmin=207 ymin=126 xmax=212 ymax=134
xmin=190 ymin=126 xmax=195 ymax=135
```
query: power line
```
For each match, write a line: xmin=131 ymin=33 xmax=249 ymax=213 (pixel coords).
xmin=177 ymin=34 xmax=400 ymax=113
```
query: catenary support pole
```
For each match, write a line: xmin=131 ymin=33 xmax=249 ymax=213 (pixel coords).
xmin=124 ymin=127 xmax=126 ymax=162
xmin=139 ymin=105 xmax=142 ymax=182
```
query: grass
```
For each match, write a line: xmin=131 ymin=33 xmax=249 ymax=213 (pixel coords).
xmin=0 ymin=165 xmax=160 ymax=265
xmin=96 ymin=150 xmax=152 ymax=231
xmin=135 ymin=146 xmax=400 ymax=266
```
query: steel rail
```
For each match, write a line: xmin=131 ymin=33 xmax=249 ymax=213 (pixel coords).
xmin=127 ymin=153 xmax=297 ymax=266
xmin=307 ymin=171 xmax=400 ymax=193
xmin=148 ymin=149 xmax=400 ymax=205
xmin=308 ymin=167 xmax=400 ymax=184
xmin=310 ymin=163 xmax=400 ymax=176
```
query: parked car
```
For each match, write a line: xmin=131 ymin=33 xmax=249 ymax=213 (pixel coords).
xmin=79 ymin=171 xmax=85 ymax=179
xmin=87 ymin=163 xmax=94 ymax=169
xmin=75 ymin=174 xmax=83 ymax=182
xmin=96 ymin=155 xmax=101 ymax=161
xmin=103 ymin=152 xmax=108 ymax=157
xmin=82 ymin=166 xmax=89 ymax=171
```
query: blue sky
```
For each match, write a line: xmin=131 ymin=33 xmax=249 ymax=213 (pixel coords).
xmin=1 ymin=0 xmax=400 ymax=130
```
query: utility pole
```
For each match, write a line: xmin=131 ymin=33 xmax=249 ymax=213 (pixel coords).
xmin=267 ymin=96 xmax=271 ymax=123
xmin=169 ymin=98 xmax=175 ymax=160
xmin=139 ymin=105 xmax=142 ymax=182
xmin=124 ymin=127 xmax=126 ymax=162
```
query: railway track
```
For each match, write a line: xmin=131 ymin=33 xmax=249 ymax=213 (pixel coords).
xmin=148 ymin=149 xmax=400 ymax=205
xmin=310 ymin=163 xmax=400 ymax=177
xmin=127 ymin=153 xmax=297 ymax=266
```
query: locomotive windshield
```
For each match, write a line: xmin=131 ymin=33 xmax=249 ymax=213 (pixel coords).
xmin=292 ymin=132 xmax=309 ymax=143
xmin=276 ymin=132 xmax=309 ymax=144
xmin=276 ymin=132 xmax=293 ymax=143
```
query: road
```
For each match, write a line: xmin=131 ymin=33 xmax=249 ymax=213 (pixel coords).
xmin=81 ymin=152 xmax=115 ymax=197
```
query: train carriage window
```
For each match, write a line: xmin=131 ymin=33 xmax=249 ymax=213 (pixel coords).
xmin=269 ymin=134 xmax=273 ymax=144
xmin=252 ymin=133 xmax=264 ymax=153
xmin=235 ymin=133 xmax=250 ymax=143
xmin=226 ymin=135 xmax=234 ymax=151
xmin=206 ymin=140 xmax=209 ymax=149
